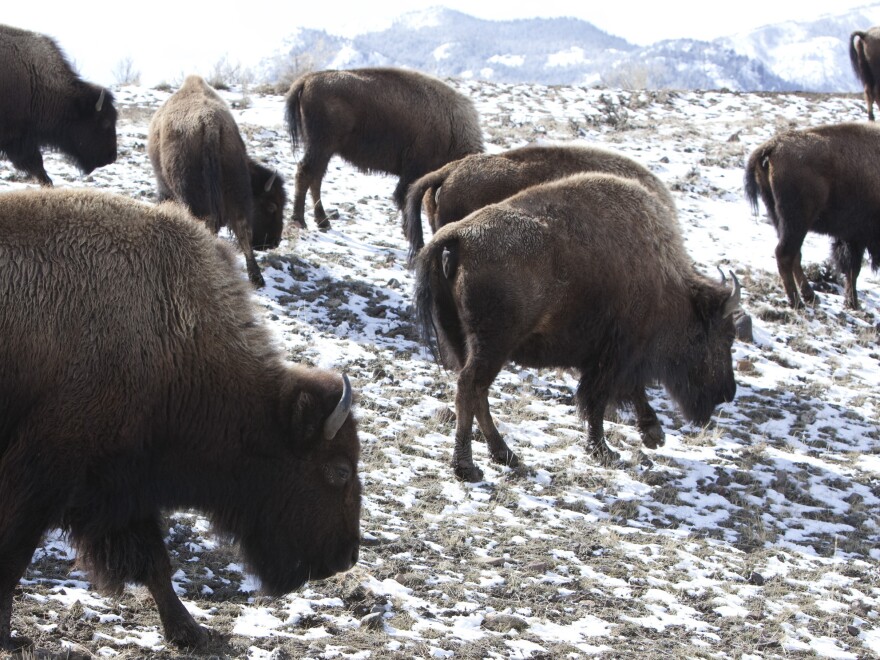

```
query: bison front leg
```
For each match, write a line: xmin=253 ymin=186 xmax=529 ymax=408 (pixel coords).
xmin=6 ymin=142 xmax=53 ymax=186
xmin=834 ymin=239 xmax=864 ymax=310
xmin=577 ymin=378 xmax=620 ymax=464
xmin=72 ymin=516 xmax=207 ymax=649
xmin=630 ymin=388 xmax=665 ymax=449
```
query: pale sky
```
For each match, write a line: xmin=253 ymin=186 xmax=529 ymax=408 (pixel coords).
xmin=3 ymin=1 xmax=874 ymax=86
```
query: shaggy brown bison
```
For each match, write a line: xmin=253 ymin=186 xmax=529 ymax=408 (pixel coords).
xmin=744 ymin=122 xmax=880 ymax=310
xmin=0 ymin=188 xmax=360 ymax=650
xmin=403 ymin=143 xmax=677 ymax=262
xmin=148 ymin=75 xmax=286 ymax=287
xmin=0 ymin=24 xmax=117 ymax=186
xmin=415 ymin=173 xmax=739 ymax=482
xmin=850 ymin=28 xmax=880 ymax=120
xmin=285 ymin=67 xmax=483 ymax=230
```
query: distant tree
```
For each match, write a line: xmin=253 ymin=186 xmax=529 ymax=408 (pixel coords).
xmin=113 ymin=56 xmax=141 ymax=86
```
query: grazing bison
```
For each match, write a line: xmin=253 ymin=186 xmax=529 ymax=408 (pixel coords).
xmin=148 ymin=75 xmax=286 ymax=287
xmin=850 ymin=28 xmax=880 ymax=120
xmin=744 ymin=122 xmax=880 ymax=310
xmin=285 ymin=67 xmax=483 ymax=230
xmin=0 ymin=24 xmax=117 ymax=185
xmin=415 ymin=173 xmax=739 ymax=482
xmin=0 ymin=188 xmax=360 ymax=650
xmin=403 ymin=143 xmax=677 ymax=262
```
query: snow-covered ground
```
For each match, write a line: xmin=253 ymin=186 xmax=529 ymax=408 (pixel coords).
xmin=2 ymin=80 xmax=879 ymax=658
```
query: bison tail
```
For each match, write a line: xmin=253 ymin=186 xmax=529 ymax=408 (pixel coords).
xmin=285 ymin=80 xmax=307 ymax=154
xmin=414 ymin=237 xmax=464 ymax=370
xmin=743 ymin=146 xmax=770 ymax=217
xmin=850 ymin=31 xmax=873 ymax=84
xmin=404 ymin=165 xmax=453 ymax=267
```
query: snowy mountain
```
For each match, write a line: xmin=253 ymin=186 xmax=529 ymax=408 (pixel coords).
xmin=261 ymin=4 xmax=880 ymax=92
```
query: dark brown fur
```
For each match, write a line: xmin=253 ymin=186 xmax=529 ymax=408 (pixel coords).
xmin=285 ymin=67 xmax=483 ymax=229
xmin=404 ymin=144 xmax=677 ymax=262
xmin=0 ymin=189 xmax=360 ymax=650
xmin=850 ymin=28 xmax=880 ymax=121
xmin=744 ymin=122 xmax=880 ymax=310
xmin=415 ymin=173 xmax=738 ymax=482
xmin=0 ymin=24 xmax=117 ymax=186
xmin=148 ymin=75 xmax=286 ymax=287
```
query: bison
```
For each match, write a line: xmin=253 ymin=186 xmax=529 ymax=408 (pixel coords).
xmin=403 ymin=143 xmax=677 ymax=263
xmin=285 ymin=67 xmax=483 ymax=230
xmin=744 ymin=122 xmax=880 ymax=310
xmin=850 ymin=28 xmax=880 ymax=121
xmin=0 ymin=188 xmax=360 ymax=650
xmin=0 ymin=24 xmax=117 ymax=186
xmin=415 ymin=173 xmax=739 ymax=482
xmin=148 ymin=75 xmax=286 ymax=287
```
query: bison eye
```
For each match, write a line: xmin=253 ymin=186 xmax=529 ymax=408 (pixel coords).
xmin=323 ymin=459 xmax=352 ymax=488
xmin=267 ymin=203 xmax=278 ymax=213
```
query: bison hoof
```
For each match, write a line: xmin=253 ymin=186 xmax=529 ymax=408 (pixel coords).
xmin=801 ymin=288 xmax=816 ymax=304
xmin=453 ymin=462 xmax=484 ymax=483
xmin=640 ymin=424 xmax=665 ymax=450
xmin=491 ymin=448 xmax=520 ymax=468
xmin=588 ymin=441 xmax=620 ymax=466
xmin=165 ymin=621 xmax=208 ymax=649
xmin=1 ymin=633 xmax=33 ymax=652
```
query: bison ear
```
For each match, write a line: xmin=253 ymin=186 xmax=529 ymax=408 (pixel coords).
xmin=287 ymin=373 xmax=353 ymax=446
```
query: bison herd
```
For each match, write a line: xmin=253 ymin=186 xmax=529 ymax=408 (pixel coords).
xmin=0 ymin=21 xmax=878 ymax=651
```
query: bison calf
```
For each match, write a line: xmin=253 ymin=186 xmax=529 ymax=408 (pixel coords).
xmin=285 ymin=67 xmax=483 ymax=230
xmin=0 ymin=189 xmax=360 ymax=650
xmin=148 ymin=75 xmax=286 ymax=287
xmin=404 ymin=143 xmax=677 ymax=263
xmin=416 ymin=173 xmax=739 ymax=482
xmin=0 ymin=24 xmax=117 ymax=186
xmin=744 ymin=122 xmax=880 ymax=310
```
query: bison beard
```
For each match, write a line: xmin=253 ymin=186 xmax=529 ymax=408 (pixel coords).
xmin=0 ymin=189 xmax=360 ymax=650
xmin=415 ymin=173 xmax=739 ymax=482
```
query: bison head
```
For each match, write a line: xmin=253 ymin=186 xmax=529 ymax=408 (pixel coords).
xmin=249 ymin=160 xmax=286 ymax=250
xmin=667 ymin=274 xmax=740 ymax=425
xmin=235 ymin=371 xmax=361 ymax=596
xmin=63 ymin=83 xmax=118 ymax=174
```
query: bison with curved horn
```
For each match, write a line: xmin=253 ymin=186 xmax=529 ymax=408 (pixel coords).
xmin=285 ymin=67 xmax=483 ymax=230
xmin=850 ymin=27 xmax=880 ymax=121
xmin=0 ymin=188 xmax=360 ymax=650
xmin=148 ymin=75 xmax=286 ymax=287
xmin=744 ymin=121 xmax=880 ymax=310
xmin=0 ymin=24 xmax=117 ymax=186
xmin=415 ymin=173 xmax=739 ymax=482
xmin=403 ymin=143 xmax=677 ymax=263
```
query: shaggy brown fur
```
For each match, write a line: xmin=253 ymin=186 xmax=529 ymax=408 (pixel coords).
xmin=0 ymin=189 xmax=360 ymax=650
xmin=744 ymin=122 xmax=880 ymax=310
xmin=850 ymin=28 xmax=880 ymax=121
xmin=404 ymin=143 xmax=677 ymax=262
xmin=0 ymin=24 xmax=117 ymax=186
xmin=285 ymin=67 xmax=483 ymax=229
xmin=415 ymin=174 xmax=738 ymax=482
xmin=148 ymin=75 xmax=286 ymax=287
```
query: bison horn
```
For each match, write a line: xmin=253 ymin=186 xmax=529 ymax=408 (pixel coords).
xmin=264 ymin=170 xmax=277 ymax=192
xmin=323 ymin=373 xmax=352 ymax=439
xmin=96 ymin=89 xmax=105 ymax=113
xmin=722 ymin=270 xmax=742 ymax=318
xmin=717 ymin=266 xmax=726 ymax=285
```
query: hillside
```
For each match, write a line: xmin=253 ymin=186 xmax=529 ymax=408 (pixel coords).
xmin=260 ymin=4 xmax=880 ymax=91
